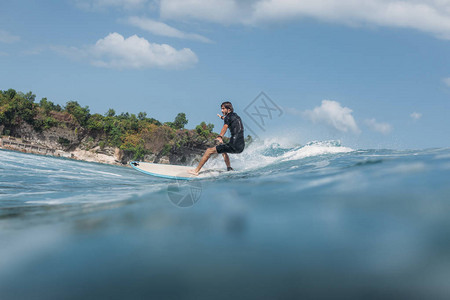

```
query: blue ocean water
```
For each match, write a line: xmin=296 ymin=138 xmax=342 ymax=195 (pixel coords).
xmin=1 ymin=141 xmax=450 ymax=299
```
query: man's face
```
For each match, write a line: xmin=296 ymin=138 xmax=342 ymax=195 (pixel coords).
xmin=221 ymin=106 xmax=230 ymax=115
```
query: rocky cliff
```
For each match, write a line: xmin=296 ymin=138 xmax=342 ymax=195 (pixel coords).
xmin=1 ymin=122 xmax=212 ymax=167
xmin=0 ymin=89 xmax=219 ymax=167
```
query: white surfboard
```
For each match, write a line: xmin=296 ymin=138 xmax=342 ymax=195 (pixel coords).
xmin=130 ymin=161 xmax=222 ymax=180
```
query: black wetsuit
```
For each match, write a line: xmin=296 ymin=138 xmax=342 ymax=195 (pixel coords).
xmin=216 ymin=112 xmax=245 ymax=154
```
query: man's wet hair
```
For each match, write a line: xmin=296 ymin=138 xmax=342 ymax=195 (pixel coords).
xmin=221 ymin=101 xmax=233 ymax=113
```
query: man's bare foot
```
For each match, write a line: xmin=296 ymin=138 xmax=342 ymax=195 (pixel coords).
xmin=188 ymin=169 xmax=199 ymax=176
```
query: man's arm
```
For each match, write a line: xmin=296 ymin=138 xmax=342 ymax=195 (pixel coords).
xmin=216 ymin=124 xmax=228 ymax=143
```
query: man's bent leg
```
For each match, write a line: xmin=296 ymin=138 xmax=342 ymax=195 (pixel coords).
xmin=222 ymin=153 xmax=231 ymax=169
xmin=188 ymin=147 xmax=218 ymax=175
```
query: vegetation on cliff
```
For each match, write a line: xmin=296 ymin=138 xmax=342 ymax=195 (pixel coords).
xmin=0 ymin=89 xmax=218 ymax=161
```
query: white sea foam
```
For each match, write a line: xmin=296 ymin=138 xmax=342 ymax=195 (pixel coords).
xmin=203 ymin=139 xmax=354 ymax=172
xmin=88 ymin=170 xmax=123 ymax=177
xmin=280 ymin=141 xmax=353 ymax=162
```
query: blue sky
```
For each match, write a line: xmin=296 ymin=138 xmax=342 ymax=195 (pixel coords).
xmin=1 ymin=0 xmax=450 ymax=149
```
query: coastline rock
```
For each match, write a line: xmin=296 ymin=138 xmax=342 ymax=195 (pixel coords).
xmin=0 ymin=131 xmax=207 ymax=167
xmin=13 ymin=123 xmax=81 ymax=150
xmin=158 ymin=156 xmax=170 ymax=164
xmin=1 ymin=89 xmax=216 ymax=167
xmin=71 ymin=149 xmax=118 ymax=165
xmin=114 ymin=148 xmax=124 ymax=163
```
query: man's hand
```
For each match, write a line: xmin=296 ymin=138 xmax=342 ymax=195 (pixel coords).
xmin=215 ymin=136 xmax=223 ymax=144
xmin=217 ymin=114 xmax=224 ymax=120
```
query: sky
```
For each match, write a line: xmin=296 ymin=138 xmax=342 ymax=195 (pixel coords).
xmin=1 ymin=0 xmax=450 ymax=149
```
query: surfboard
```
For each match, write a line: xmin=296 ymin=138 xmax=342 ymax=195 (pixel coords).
xmin=129 ymin=161 xmax=220 ymax=180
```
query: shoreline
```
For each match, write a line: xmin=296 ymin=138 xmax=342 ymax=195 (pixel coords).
xmin=0 ymin=136 xmax=160 ymax=167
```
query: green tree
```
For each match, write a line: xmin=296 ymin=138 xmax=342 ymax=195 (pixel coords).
xmin=195 ymin=121 xmax=214 ymax=138
xmin=65 ymin=101 xmax=90 ymax=126
xmin=173 ymin=112 xmax=188 ymax=130
xmin=5 ymin=89 xmax=16 ymax=100
xmin=86 ymin=113 xmax=105 ymax=131
xmin=105 ymin=108 xmax=115 ymax=117
xmin=138 ymin=112 xmax=147 ymax=120
xmin=11 ymin=92 xmax=36 ymax=125
xmin=109 ymin=126 xmax=123 ymax=147
xmin=39 ymin=98 xmax=60 ymax=113
xmin=129 ymin=114 xmax=139 ymax=131
xmin=119 ymin=112 xmax=130 ymax=119
xmin=23 ymin=91 xmax=36 ymax=103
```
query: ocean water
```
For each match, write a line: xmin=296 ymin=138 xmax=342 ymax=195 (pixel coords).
xmin=1 ymin=141 xmax=450 ymax=299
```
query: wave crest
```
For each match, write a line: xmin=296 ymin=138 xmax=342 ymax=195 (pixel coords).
xmin=204 ymin=139 xmax=354 ymax=171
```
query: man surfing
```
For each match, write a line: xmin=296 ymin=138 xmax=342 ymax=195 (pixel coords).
xmin=188 ymin=101 xmax=245 ymax=176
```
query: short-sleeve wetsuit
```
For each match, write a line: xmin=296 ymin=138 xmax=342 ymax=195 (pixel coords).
xmin=216 ymin=112 xmax=245 ymax=154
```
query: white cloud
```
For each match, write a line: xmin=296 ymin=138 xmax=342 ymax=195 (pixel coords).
xmin=92 ymin=33 xmax=198 ymax=69
xmin=0 ymin=29 xmax=20 ymax=43
xmin=304 ymin=100 xmax=360 ymax=134
xmin=127 ymin=17 xmax=212 ymax=43
xmin=71 ymin=0 xmax=450 ymax=40
xmin=159 ymin=0 xmax=450 ymax=40
xmin=73 ymin=0 xmax=149 ymax=11
xmin=21 ymin=47 xmax=47 ymax=56
xmin=410 ymin=112 xmax=422 ymax=120
xmin=54 ymin=33 xmax=198 ymax=69
xmin=160 ymin=0 xmax=243 ymax=24
xmin=443 ymin=77 xmax=450 ymax=87
xmin=364 ymin=118 xmax=392 ymax=134
xmin=284 ymin=107 xmax=303 ymax=116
